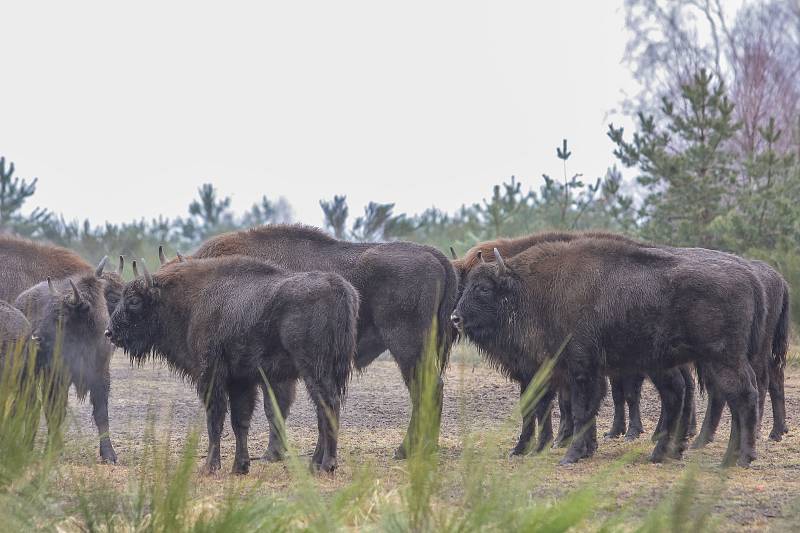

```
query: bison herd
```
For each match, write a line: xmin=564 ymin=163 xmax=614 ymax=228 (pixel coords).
xmin=0 ymin=226 xmax=790 ymax=474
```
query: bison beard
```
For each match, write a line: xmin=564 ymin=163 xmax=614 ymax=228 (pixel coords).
xmin=453 ymin=239 xmax=765 ymax=467
xmin=107 ymin=256 xmax=359 ymax=474
xmin=184 ymin=224 xmax=458 ymax=461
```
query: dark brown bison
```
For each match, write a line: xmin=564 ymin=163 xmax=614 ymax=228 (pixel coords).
xmin=0 ymin=299 xmax=31 ymax=346
xmin=454 ymin=231 xmax=787 ymax=452
xmin=453 ymin=238 xmax=765 ymax=467
xmin=181 ymin=224 xmax=457 ymax=460
xmin=106 ymin=255 xmax=359 ymax=474
xmin=1 ymin=235 xmax=122 ymax=463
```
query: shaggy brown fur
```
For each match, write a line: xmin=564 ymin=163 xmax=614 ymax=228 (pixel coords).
xmin=108 ymin=255 xmax=359 ymax=474
xmin=454 ymin=237 xmax=765 ymax=467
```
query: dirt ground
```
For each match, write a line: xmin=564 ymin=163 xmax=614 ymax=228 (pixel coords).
xmin=61 ymin=349 xmax=800 ymax=531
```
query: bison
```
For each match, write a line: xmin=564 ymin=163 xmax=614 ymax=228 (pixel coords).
xmin=452 ymin=238 xmax=765 ymax=467
xmin=1 ymin=235 xmax=122 ymax=463
xmin=106 ymin=255 xmax=359 ymax=474
xmin=178 ymin=224 xmax=457 ymax=460
xmin=0 ymin=299 xmax=31 ymax=347
xmin=454 ymin=231 xmax=787 ymax=453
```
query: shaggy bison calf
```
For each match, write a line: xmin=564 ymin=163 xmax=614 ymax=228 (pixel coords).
xmin=106 ymin=255 xmax=359 ymax=474
xmin=453 ymin=238 xmax=765 ymax=467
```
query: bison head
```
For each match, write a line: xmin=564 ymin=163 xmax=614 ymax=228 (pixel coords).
xmin=452 ymin=248 xmax=518 ymax=347
xmin=106 ymin=260 xmax=160 ymax=361
xmin=16 ymin=273 xmax=111 ymax=373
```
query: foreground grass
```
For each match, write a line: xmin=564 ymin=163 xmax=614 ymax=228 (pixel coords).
xmin=3 ymin=341 xmax=800 ymax=531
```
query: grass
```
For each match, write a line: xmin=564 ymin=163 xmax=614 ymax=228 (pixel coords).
xmin=4 ymin=336 xmax=799 ymax=531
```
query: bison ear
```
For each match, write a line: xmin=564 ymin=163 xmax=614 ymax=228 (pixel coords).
xmin=176 ymin=251 xmax=184 ymax=262
xmin=477 ymin=250 xmax=485 ymax=263
xmin=493 ymin=248 xmax=506 ymax=275
xmin=47 ymin=277 xmax=58 ymax=296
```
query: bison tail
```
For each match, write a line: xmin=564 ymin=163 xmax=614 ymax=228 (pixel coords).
xmin=432 ymin=249 xmax=459 ymax=374
xmin=694 ymin=363 xmax=706 ymax=395
xmin=772 ymin=284 xmax=791 ymax=371
xmin=327 ymin=277 xmax=359 ymax=401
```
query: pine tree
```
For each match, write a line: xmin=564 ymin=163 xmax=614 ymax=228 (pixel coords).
xmin=319 ymin=195 xmax=349 ymax=239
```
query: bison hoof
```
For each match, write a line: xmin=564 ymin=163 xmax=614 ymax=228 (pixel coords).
xmin=393 ymin=445 xmax=408 ymax=460
xmin=558 ymin=455 xmax=580 ymax=466
xmin=262 ymin=447 xmax=287 ymax=463
xmin=690 ymin=435 xmax=712 ymax=450
xmin=311 ymin=458 xmax=337 ymax=474
xmin=202 ymin=460 xmax=222 ymax=475
xmin=100 ymin=443 xmax=117 ymax=465
xmin=232 ymin=461 xmax=250 ymax=475
xmin=768 ymin=431 xmax=783 ymax=442
xmin=604 ymin=427 xmax=625 ymax=440
xmin=624 ymin=427 xmax=643 ymax=442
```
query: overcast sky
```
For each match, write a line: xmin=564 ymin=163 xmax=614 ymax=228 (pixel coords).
xmin=1 ymin=1 xmax=639 ymax=227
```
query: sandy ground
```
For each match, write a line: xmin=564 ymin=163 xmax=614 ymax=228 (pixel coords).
xmin=61 ymin=349 xmax=800 ymax=531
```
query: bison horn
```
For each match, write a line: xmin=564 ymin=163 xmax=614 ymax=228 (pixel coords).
xmin=132 ymin=260 xmax=140 ymax=278
xmin=493 ymin=248 xmax=506 ymax=275
xmin=69 ymin=279 xmax=82 ymax=305
xmin=95 ymin=256 xmax=109 ymax=277
xmin=477 ymin=250 xmax=485 ymax=263
xmin=140 ymin=259 xmax=153 ymax=288
xmin=158 ymin=246 xmax=167 ymax=266
xmin=449 ymin=246 xmax=457 ymax=260
xmin=118 ymin=255 xmax=125 ymax=275
xmin=47 ymin=277 xmax=58 ymax=296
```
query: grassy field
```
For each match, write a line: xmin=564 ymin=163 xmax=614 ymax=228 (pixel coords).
xmin=3 ymin=345 xmax=799 ymax=531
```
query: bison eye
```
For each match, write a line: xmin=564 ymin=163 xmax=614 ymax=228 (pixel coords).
xmin=128 ymin=295 xmax=142 ymax=310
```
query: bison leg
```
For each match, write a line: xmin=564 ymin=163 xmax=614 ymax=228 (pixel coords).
xmin=229 ymin=381 xmax=257 ymax=475
xmin=680 ymin=365 xmax=698 ymax=438
xmin=624 ymin=374 xmax=644 ymax=441
xmin=510 ymin=378 xmax=536 ymax=456
xmin=533 ymin=388 xmax=556 ymax=453
xmin=560 ymin=357 xmax=605 ymax=465
xmin=261 ymin=379 xmax=298 ymax=462
xmin=649 ymin=369 xmax=685 ymax=463
xmin=604 ymin=376 xmax=626 ymax=439
xmin=768 ymin=364 xmax=788 ymax=441
xmin=553 ymin=385 xmax=573 ymax=448
xmin=43 ymin=374 xmax=69 ymax=453
xmin=712 ymin=363 xmax=758 ymax=467
xmin=394 ymin=355 xmax=444 ymax=460
xmin=692 ymin=381 xmax=725 ymax=449
xmin=305 ymin=377 xmax=341 ymax=473
xmin=200 ymin=377 xmax=228 ymax=474
xmin=89 ymin=372 xmax=117 ymax=464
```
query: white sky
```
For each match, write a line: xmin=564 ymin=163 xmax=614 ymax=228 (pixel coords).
xmin=1 ymin=1 xmax=639 ymax=227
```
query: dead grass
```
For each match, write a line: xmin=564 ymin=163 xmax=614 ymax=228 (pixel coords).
xmin=51 ymin=349 xmax=800 ymax=531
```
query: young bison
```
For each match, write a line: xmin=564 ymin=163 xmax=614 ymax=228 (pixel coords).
xmin=106 ymin=256 xmax=359 ymax=474
xmin=453 ymin=239 xmax=765 ymax=467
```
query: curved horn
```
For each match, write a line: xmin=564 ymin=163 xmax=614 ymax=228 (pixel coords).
xmin=69 ymin=279 xmax=82 ymax=305
xmin=95 ymin=256 xmax=109 ymax=277
xmin=117 ymin=255 xmax=125 ymax=275
xmin=158 ymin=246 xmax=167 ymax=266
xmin=132 ymin=260 xmax=140 ymax=278
xmin=477 ymin=250 xmax=485 ymax=263
xmin=140 ymin=259 xmax=153 ymax=288
xmin=47 ymin=277 xmax=57 ymax=296
xmin=449 ymin=246 xmax=457 ymax=260
xmin=493 ymin=248 xmax=506 ymax=275
xmin=176 ymin=251 xmax=184 ymax=262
